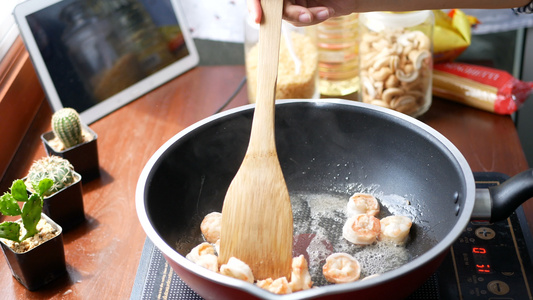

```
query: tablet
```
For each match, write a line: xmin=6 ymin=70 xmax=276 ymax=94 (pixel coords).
xmin=14 ymin=0 xmax=199 ymax=124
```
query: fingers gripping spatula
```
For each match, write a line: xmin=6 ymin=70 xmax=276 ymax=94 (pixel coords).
xmin=219 ymin=0 xmax=293 ymax=281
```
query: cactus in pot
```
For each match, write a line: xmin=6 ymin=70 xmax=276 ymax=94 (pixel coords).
xmin=1 ymin=178 xmax=67 ymax=291
xmin=42 ymin=107 xmax=99 ymax=181
xmin=26 ymin=156 xmax=76 ymax=197
xmin=0 ymin=178 xmax=53 ymax=243
xmin=51 ymin=107 xmax=83 ymax=149
xmin=24 ymin=156 xmax=85 ymax=231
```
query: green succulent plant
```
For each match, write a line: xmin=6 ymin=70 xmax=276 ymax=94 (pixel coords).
xmin=0 ymin=178 xmax=53 ymax=242
xmin=51 ymin=107 xmax=83 ymax=149
xmin=26 ymin=156 xmax=76 ymax=197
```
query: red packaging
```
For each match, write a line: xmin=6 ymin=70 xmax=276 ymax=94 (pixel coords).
xmin=432 ymin=62 xmax=533 ymax=114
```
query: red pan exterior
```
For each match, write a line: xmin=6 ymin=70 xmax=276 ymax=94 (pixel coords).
xmin=164 ymin=251 xmax=448 ymax=299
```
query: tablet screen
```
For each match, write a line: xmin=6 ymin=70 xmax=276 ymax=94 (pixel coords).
xmin=14 ymin=0 xmax=199 ymax=124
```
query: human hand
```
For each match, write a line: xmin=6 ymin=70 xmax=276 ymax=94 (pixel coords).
xmin=247 ymin=0 xmax=356 ymax=26
xmin=247 ymin=0 xmax=533 ymax=25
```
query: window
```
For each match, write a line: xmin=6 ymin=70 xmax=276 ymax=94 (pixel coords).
xmin=0 ymin=0 xmax=43 ymax=180
xmin=0 ymin=1 xmax=25 ymax=62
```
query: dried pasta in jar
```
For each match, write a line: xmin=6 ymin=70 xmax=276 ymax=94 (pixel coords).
xmin=245 ymin=19 xmax=319 ymax=102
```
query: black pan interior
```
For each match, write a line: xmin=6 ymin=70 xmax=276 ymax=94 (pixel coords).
xmin=143 ymin=101 xmax=468 ymax=270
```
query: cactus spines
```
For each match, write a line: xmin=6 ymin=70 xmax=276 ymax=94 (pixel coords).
xmin=26 ymin=156 xmax=76 ymax=197
xmin=52 ymin=108 xmax=83 ymax=149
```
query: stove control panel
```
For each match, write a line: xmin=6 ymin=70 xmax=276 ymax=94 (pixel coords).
xmin=436 ymin=214 xmax=533 ymax=300
xmin=409 ymin=174 xmax=533 ymax=300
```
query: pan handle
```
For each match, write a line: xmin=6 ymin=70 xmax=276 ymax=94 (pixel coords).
xmin=488 ymin=169 xmax=533 ymax=222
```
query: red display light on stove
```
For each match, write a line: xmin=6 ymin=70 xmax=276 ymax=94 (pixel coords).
xmin=472 ymin=247 xmax=492 ymax=274
xmin=473 ymin=247 xmax=487 ymax=254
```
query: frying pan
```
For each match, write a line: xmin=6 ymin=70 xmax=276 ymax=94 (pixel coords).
xmin=136 ymin=99 xmax=533 ymax=299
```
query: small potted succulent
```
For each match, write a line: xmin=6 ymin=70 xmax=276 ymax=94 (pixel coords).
xmin=41 ymin=107 xmax=100 ymax=181
xmin=25 ymin=156 xmax=85 ymax=231
xmin=0 ymin=178 xmax=67 ymax=291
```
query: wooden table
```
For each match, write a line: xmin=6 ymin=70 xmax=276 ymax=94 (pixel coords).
xmin=0 ymin=65 xmax=531 ymax=299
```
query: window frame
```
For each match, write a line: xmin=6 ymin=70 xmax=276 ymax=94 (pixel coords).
xmin=0 ymin=36 xmax=45 ymax=180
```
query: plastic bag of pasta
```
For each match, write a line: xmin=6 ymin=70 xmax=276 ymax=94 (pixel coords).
xmin=433 ymin=9 xmax=479 ymax=63
xmin=432 ymin=62 xmax=533 ymax=114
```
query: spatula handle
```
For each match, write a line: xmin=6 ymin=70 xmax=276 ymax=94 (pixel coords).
xmin=248 ymin=0 xmax=283 ymax=154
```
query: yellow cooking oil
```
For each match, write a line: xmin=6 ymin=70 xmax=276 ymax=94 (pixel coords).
xmin=317 ymin=13 xmax=360 ymax=99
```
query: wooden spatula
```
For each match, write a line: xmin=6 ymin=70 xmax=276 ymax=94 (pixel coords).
xmin=219 ymin=0 xmax=292 ymax=281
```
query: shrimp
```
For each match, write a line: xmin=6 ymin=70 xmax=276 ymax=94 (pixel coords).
xmin=342 ymin=214 xmax=381 ymax=245
xmin=347 ymin=193 xmax=380 ymax=217
xmin=195 ymin=254 xmax=219 ymax=272
xmin=322 ymin=253 xmax=361 ymax=284
xmin=379 ymin=215 xmax=412 ymax=245
xmin=186 ymin=242 xmax=216 ymax=263
xmin=219 ymin=257 xmax=254 ymax=283
xmin=256 ymin=277 xmax=292 ymax=294
xmin=289 ymin=255 xmax=313 ymax=292
xmin=200 ymin=212 xmax=222 ymax=243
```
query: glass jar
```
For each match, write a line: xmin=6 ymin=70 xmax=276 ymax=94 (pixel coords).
xmin=358 ymin=11 xmax=434 ymax=117
xmin=244 ymin=17 xmax=319 ymax=103
xmin=317 ymin=13 xmax=360 ymax=99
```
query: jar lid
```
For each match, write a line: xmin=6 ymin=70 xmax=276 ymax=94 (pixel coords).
xmin=361 ymin=10 xmax=433 ymax=32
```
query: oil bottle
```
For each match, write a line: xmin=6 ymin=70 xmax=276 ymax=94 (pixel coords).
xmin=317 ymin=13 xmax=360 ymax=99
